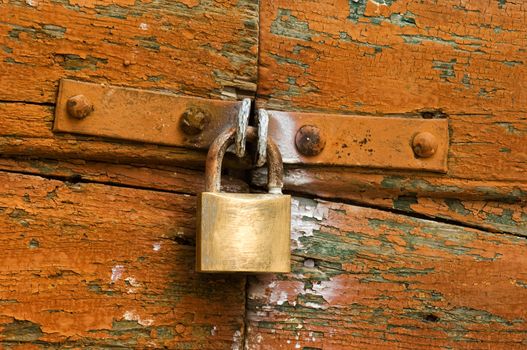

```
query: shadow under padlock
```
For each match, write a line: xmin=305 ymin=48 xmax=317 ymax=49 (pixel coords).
xmin=196 ymin=127 xmax=291 ymax=273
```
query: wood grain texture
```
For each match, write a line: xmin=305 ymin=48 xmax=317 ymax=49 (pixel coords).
xmin=253 ymin=167 xmax=527 ymax=235
xmin=0 ymin=170 xmax=246 ymax=349
xmin=0 ymin=0 xmax=258 ymax=103
xmin=257 ymin=1 xmax=527 ymax=182
xmin=255 ymin=0 xmax=527 ymax=223
xmin=0 ymin=157 xmax=249 ymax=195
xmin=246 ymin=197 xmax=527 ymax=350
xmin=258 ymin=0 xmax=527 ymax=115
xmin=0 ymin=103 xmax=253 ymax=168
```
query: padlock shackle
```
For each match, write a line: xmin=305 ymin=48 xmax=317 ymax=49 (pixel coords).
xmin=205 ymin=126 xmax=284 ymax=193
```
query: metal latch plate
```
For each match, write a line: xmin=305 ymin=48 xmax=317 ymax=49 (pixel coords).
xmin=54 ymin=79 xmax=241 ymax=149
xmin=54 ymin=80 xmax=448 ymax=172
xmin=267 ymin=111 xmax=449 ymax=173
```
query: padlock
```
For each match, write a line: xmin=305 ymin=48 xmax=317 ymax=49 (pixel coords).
xmin=196 ymin=127 xmax=291 ymax=273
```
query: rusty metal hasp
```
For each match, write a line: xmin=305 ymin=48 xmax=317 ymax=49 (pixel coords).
xmin=266 ymin=110 xmax=449 ymax=173
xmin=54 ymin=79 xmax=245 ymax=150
xmin=54 ymin=79 xmax=448 ymax=172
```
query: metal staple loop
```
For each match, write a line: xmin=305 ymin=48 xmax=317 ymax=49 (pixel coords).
xmin=235 ymin=98 xmax=251 ymax=158
xmin=256 ymin=109 xmax=269 ymax=167
xmin=206 ymin=126 xmax=284 ymax=193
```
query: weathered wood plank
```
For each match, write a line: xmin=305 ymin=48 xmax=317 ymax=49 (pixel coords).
xmin=0 ymin=103 xmax=253 ymax=168
xmin=254 ymin=0 xmax=527 ymax=230
xmin=246 ymin=197 xmax=527 ymax=349
xmin=258 ymin=0 xmax=527 ymax=115
xmin=257 ymin=0 xmax=527 ymax=183
xmin=0 ymin=157 xmax=248 ymax=195
xmin=0 ymin=171 xmax=245 ymax=349
xmin=253 ymin=167 xmax=527 ymax=235
xmin=0 ymin=0 xmax=258 ymax=103
xmin=257 ymin=0 xmax=527 ymax=180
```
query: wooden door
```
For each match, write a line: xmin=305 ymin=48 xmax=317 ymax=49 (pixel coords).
xmin=1 ymin=1 xmax=526 ymax=349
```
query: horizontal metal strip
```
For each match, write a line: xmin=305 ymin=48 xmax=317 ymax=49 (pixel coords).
xmin=54 ymin=79 xmax=448 ymax=172
xmin=54 ymin=79 xmax=241 ymax=149
xmin=267 ymin=111 xmax=448 ymax=173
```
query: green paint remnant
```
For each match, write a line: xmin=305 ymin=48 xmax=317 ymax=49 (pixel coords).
xmin=338 ymin=31 xmax=389 ymax=53
xmin=134 ymin=36 xmax=160 ymax=51
xmin=253 ymin=321 xmax=276 ymax=329
xmin=4 ymin=58 xmax=22 ymax=65
xmin=388 ymin=12 xmax=416 ymax=26
xmin=385 ymin=267 xmax=434 ymax=277
xmin=1 ymin=45 xmax=13 ymax=53
xmin=479 ymin=87 xmax=501 ymax=98
xmin=368 ymin=218 xmax=414 ymax=235
xmin=500 ymin=147 xmax=511 ymax=153
xmin=516 ymin=280 xmax=527 ymax=289
xmin=381 ymin=176 xmax=403 ymax=189
xmin=269 ymin=53 xmax=309 ymax=69
xmin=271 ymin=9 xmax=312 ymax=41
xmin=486 ymin=209 xmax=516 ymax=226
xmin=87 ymin=280 xmax=115 ymax=296
xmin=8 ymin=23 xmax=66 ymax=40
xmin=445 ymin=199 xmax=470 ymax=216
xmin=59 ymin=54 xmax=108 ymax=71
xmin=502 ymin=60 xmax=523 ymax=67
xmin=432 ymin=59 xmax=457 ymax=81
xmin=298 ymin=235 xmax=358 ymax=263
xmin=393 ymin=196 xmax=418 ymax=211
xmin=28 ymin=238 xmax=39 ymax=249
xmin=41 ymin=24 xmax=66 ymax=38
xmin=348 ymin=0 xmax=367 ymax=22
xmin=1 ymin=320 xmax=43 ymax=342
xmin=95 ymin=4 xmax=129 ymax=19
xmin=498 ymin=0 xmax=507 ymax=9
xmin=495 ymin=122 xmax=523 ymax=135
xmin=10 ymin=208 xmax=28 ymax=219
xmin=369 ymin=12 xmax=416 ymax=27
xmin=401 ymin=34 xmax=457 ymax=48
xmin=147 ymin=75 xmax=164 ymax=82
xmin=462 ymin=74 xmax=471 ymax=88
xmin=244 ymin=19 xmax=257 ymax=30
xmin=292 ymin=44 xmax=309 ymax=54
xmin=447 ymin=307 xmax=513 ymax=326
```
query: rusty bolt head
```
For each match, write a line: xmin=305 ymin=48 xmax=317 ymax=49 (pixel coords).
xmin=295 ymin=125 xmax=326 ymax=157
xmin=179 ymin=106 xmax=210 ymax=135
xmin=66 ymin=95 xmax=94 ymax=119
xmin=412 ymin=131 xmax=438 ymax=158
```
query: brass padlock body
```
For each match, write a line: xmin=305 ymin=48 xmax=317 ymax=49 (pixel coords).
xmin=196 ymin=126 xmax=291 ymax=273
xmin=197 ymin=193 xmax=291 ymax=273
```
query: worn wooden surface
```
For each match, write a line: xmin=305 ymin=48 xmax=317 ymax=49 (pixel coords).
xmin=0 ymin=170 xmax=246 ymax=349
xmin=253 ymin=168 xmax=527 ymax=236
xmin=0 ymin=0 xmax=526 ymax=349
xmin=253 ymin=0 xmax=527 ymax=238
xmin=0 ymin=157 xmax=249 ymax=195
xmin=258 ymin=0 xmax=527 ymax=115
xmin=0 ymin=102 xmax=255 ymax=169
xmin=246 ymin=197 xmax=527 ymax=350
xmin=256 ymin=0 xmax=527 ymax=185
xmin=0 ymin=0 xmax=258 ymax=167
xmin=0 ymin=0 xmax=258 ymax=103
